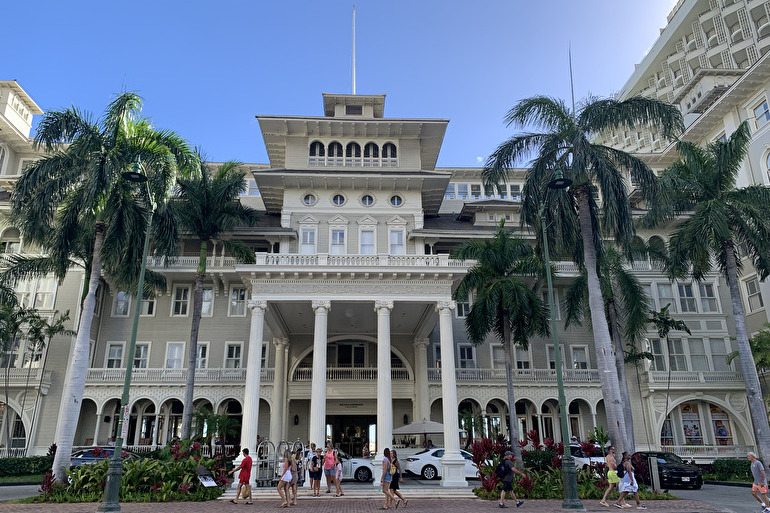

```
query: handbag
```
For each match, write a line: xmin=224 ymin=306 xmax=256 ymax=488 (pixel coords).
xmin=281 ymin=469 xmax=293 ymax=482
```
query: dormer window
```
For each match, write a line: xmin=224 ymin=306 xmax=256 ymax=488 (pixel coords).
xmin=345 ymin=105 xmax=363 ymax=115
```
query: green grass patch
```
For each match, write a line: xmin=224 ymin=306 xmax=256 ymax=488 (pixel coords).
xmin=0 ymin=473 xmax=45 ymax=484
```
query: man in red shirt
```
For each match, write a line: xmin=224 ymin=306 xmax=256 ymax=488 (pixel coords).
xmin=229 ymin=448 xmax=253 ymax=504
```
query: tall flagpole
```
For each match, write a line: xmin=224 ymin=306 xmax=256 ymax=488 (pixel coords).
xmin=352 ymin=5 xmax=356 ymax=95
xmin=569 ymin=45 xmax=576 ymax=118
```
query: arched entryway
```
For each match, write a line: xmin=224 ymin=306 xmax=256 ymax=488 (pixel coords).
xmin=484 ymin=398 xmax=510 ymax=440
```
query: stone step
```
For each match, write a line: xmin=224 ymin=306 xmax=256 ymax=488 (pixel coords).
xmin=220 ymin=486 xmax=475 ymax=500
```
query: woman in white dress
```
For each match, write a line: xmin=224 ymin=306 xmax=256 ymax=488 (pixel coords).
xmin=614 ymin=451 xmax=645 ymax=509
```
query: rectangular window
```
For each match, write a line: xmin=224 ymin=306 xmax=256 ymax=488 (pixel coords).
xmin=196 ymin=342 xmax=209 ymax=369
xmin=571 ymin=346 xmax=588 ymax=370
xmin=688 ymin=338 xmax=709 ymax=371
xmin=165 ymin=342 xmax=184 ymax=369
xmin=300 ymin=228 xmax=316 ymax=254
xmin=542 ymin=290 xmax=561 ymax=320
xmin=389 ymin=230 xmax=405 ymax=255
xmin=491 ymin=345 xmax=506 ymax=369
xmin=106 ymin=343 xmax=123 ymax=368
xmin=444 ymin=184 xmax=456 ymax=200
xmin=470 ymin=184 xmax=481 ymax=199
xmin=546 ymin=345 xmax=565 ymax=370
xmin=140 ymin=293 xmax=155 ymax=316
xmin=133 ymin=343 xmax=150 ymax=369
xmin=710 ymin=338 xmax=730 ymax=371
xmin=650 ymin=339 xmax=666 ymax=371
xmin=747 ymin=278 xmax=765 ymax=312
xmin=657 ymin=283 xmax=677 ymax=312
xmin=458 ymin=345 xmax=475 ymax=368
xmin=433 ymin=343 xmax=441 ymax=369
xmin=515 ymin=346 xmax=531 ymax=370
xmin=456 ymin=299 xmax=471 ymax=318
xmin=330 ymin=229 xmax=346 ymax=254
xmin=754 ymin=99 xmax=770 ymax=129
xmin=678 ymin=284 xmax=697 ymax=313
xmin=699 ymin=283 xmax=718 ymax=313
xmin=457 ymin=184 xmax=468 ymax=199
xmin=33 ymin=277 xmax=56 ymax=309
xmin=360 ymin=229 xmax=375 ymax=254
xmin=509 ymin=184 xmax=521 ymax=201
xmin=668 ymin=338 xmax=687 ymax=371
xmin=229 ymin=287 xmax=247 ymax=316
xmin=114 ymin=292 xmax=130 ymax=317
xmin=225 ymin=343 xmax=242 ymax=368
xmin=201 ymin=287 xmax=214 ymax=317
xmin=261 ymin=343 xmax=268 ymax=369
xmin=172 ymin=286 xmax=190 ymax=316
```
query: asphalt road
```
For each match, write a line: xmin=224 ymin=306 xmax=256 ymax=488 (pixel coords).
xmin=0 ymin=485 xmax=40 ymax=502
xmin=673 ymin=483 xmax=761 ymax=513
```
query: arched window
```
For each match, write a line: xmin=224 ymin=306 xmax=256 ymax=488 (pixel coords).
xmin=766 ymin=152 xmax=770 ymax=182
xmin=328 ymin=142 xmax=343 ymax=166
xmin=309 ymin=141 xmax=325 ymax=166
xmin=363 ymin=142 xmax=379 ymax=166
xmin=382 ymin=143 xmax=398 ymax=167
xmin=0 ymin=228 xmax=21 ymax=254
xmin=345 ymin=142 xmax=361 ymax=166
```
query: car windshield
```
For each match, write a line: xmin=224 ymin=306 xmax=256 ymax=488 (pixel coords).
xmin=414 ymin=449 xmax=429 ymax=455
xmin=656 ymin=453 xmax=684 ymax=464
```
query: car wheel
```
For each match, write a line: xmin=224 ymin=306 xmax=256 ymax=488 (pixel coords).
xmin=355 ymin=467 xmax=371 ymax=482
xmin=422 ymin=465 xmax=438 ymax=480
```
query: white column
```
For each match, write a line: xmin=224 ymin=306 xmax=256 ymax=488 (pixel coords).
xmin=235 ymin=299 xmax=267 ymax=487
xmin=92 ymin=410 xmax=102 ymax=446
xmin=436 ymin=300 xmax=467 ymax=487
xmin=375 ymin=300 xmax=394 ymax=457
xmin=413 ymin=338 xmax=430 ymax=424
xmin=270 ymin=337 xmax=289 ymax=444
xmin=309 ymin=300 xmax=331 ymax=449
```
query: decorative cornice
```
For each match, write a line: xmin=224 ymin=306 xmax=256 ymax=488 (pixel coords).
xmin=311 ymin=300 xmax=331 ymax=312
xmin=247 ymin=299 xmax=268 ymax=312
xmin=374 ymin=300 xmax=394 ymax=312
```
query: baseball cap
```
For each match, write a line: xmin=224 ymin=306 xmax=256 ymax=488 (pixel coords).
xmin=504 ymin=451 xmax=513 ymax=456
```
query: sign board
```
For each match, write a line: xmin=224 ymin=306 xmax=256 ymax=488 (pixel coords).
xmin=120 ymin=404 xmax=130 ymax=440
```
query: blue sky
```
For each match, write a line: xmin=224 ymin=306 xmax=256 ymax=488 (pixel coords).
xmin=3 ymin=0 xmax=676 ymax=167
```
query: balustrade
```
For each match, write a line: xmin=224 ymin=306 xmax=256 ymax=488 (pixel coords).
xmin=292 ymin=366 xmax=410 ymax=381
xmin=84 ymin=367 xmax=265 ymax=384
xmin=647 ymin=370 xmax=743 ymax=383
xmin=426 ymin=368 xmax=600 ymax=383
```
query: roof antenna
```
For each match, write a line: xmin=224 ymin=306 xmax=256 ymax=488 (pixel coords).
xmin=569 ymin=45 xmax=576 ymax=118
xmin=352 ymin=5 xmax=356 ymax=95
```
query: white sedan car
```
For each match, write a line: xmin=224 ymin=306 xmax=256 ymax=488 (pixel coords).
xmin=404 ymin=448 xmax=478 ymax=480
xmin=337 ymin=449 xmax=377 ymax=481
xmin=569 ymin=445 xmax=607 ymax=470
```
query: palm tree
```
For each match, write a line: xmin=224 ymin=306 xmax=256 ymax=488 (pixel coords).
xmin=727 ymin=324 xmax=770 ymax=404
xmin=9 ymin=92 xmax=195 ymax=480
xmin=483 ymin=95 xmax=683 ymax=455
xmin=563 ymin=245 xmax=650 ymax=451
xmin=452 ymin=221 xmax=548 ymax=463
xmin=171 ymin=158 xmax=259 ymax=439
xmin=643 ymin=120 xmax=770 ymax=459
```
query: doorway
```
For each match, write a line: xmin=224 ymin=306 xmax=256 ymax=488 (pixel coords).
xmin=326 ymin=414 xmax=376 ymax=456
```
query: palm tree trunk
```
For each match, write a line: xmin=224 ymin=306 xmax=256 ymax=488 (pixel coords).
xmin=181 ymin=241 xmax=208 ymax=439
xmin=51 ymin=223 xmax=105 ymax=481
xmin=26 ymin=339 xmax=50 ymax=454
xmin=502 ymin=312 xmax=522 ymax=464
xmin=606 ymin=297 xmax=635 ymax=451
xmin=574 ymin=187 xmax=628 ymax=455
xmin=724 ymin=242 xmax=770 ymax=462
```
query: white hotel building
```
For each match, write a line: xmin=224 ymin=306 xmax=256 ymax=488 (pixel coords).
xmin=1 ymin=0 xmax=770 ymax=478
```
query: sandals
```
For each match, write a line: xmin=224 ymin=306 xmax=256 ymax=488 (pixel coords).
xmin=229 ymin=499 xmax=238 ymax=504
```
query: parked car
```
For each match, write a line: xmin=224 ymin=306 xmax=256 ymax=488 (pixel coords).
xmin=336 ymin=448 xmax=376 ymax=482
xmin=70 ymin=446 xmax=137 ymax=468
xmin=569 ymin=445 xmax=607 ymax=470
xmin=631 ymin=451 xmax=702 ymax=489
xmin=404 ymin=448 xmax=478 ymax=480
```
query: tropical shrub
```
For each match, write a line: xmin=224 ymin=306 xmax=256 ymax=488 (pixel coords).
xmin=713 ymin=458 xmax=751 ymax=481
xmin=0 ymin=455 xmax=53 ymax=477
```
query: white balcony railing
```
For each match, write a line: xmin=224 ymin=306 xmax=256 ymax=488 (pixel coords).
xmin=0 ymin=368 xmax=52 ymax=386
xmin=84 ymin=367 xmax=269 ymax=385
xmin=427 ymin=368 xmax=600 ymax=383
xmin=292 ymin=366 xmax=411 ymax=381
xmin=664 ymin=444 xmax=753 ymax=460
xmin=254 ymin=253 xmax=469 ymax=268
xmin=647 ymin=370 xmax=743 ymax=384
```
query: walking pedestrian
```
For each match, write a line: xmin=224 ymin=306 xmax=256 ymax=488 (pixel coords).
xmin=600 ymin=446 xmax=619 ymax=507
xmin=278 ymin=452 xmax=292 ymax=508
xmin=389 ymin=449 xmax=408 ymax=508
xmin=498 ymin=450 xmax=526 ymax=508
xmin=380 ymin=447 xmax=396 ymax=510
xmin=748 ymin=452 xmax=770 ymax=512
xmin=614 ymin=451 xmax=645 ymax=510
xmin=290 ymin=448 xmax=303 ymax=505
xmin=323 ymin=442 xmax=336 ymax=494
xmin=310 ymin=447 xmax=323 ymax=496
xmin=228 ymin=448 xmax=253 ymax=505
xmin=334 ymin=451 xmax=344 ymax=496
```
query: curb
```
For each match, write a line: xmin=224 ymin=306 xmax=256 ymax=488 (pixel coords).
xmin=704 ymin=480 xmax=752 ymax=488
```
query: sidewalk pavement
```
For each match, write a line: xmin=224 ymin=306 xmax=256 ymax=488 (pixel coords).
xmin=0 ymin=498 xmax=727 ymax=512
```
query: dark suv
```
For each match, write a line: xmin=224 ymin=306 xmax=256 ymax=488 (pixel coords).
xmin=631 ymin=451 xmax=702 ymax=489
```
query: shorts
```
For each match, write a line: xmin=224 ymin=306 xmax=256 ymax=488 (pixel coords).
xmin=324 ymin=468 xmax=335 ymax=476
xmin=501 ymin=481 xmax=514 ymax=492
xmin=383 ymin=472 xmax=393 ymax=483
xmin=607 ymin=470 xmax=620 ymax=484
xmin=309 ymin=471 xmax=321 ymax=480
xmin=753 ymin=483 xmax=769 ymax=494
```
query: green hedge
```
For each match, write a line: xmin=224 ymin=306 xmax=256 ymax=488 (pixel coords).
xmin=713 ymin=458 xmax=751 ymax=481
xmin=522 ymin=450 xmax=557 ymax=471
xmin=0 ymin=455 xmax=53 ymax=477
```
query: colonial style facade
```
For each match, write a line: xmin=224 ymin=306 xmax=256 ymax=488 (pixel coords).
xmin=2 ymin=1 xmax=770 ymax=479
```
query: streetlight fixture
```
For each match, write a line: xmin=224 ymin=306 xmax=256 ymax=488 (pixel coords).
xmin=99 ymin=157 xmax=156 ymax=512
xmin=540 ymin=167 xmax=584 ymax=510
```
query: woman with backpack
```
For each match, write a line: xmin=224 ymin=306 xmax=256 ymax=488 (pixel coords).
xmin=389 ymin=449 xmax=408 ymax=508
xmin=289 ymin=449 xmax=303 ymax=505
xmin=614 ymin=451 xmax=646 ymax=510
xmin=380 ymin=447 xmax=396 ymax=509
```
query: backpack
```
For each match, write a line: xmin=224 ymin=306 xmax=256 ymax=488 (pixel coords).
xmin=616 ymin=465 xmax=625 ymax=478
xmin=495 ymin=460 xmax=507 ymax=479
